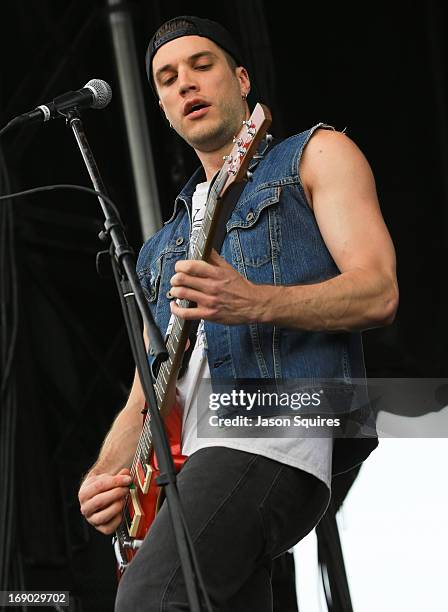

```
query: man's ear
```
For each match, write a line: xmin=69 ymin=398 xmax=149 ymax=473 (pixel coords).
xmin=236 ymin=66 xmax=251 ymax=98
xmin=158 ymin=100 xmax=173 ymax=129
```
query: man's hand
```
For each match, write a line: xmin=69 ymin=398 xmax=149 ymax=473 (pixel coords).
xmin=169 ymin=249 xmax=267 ymax=324
xmin=78 ymin=468 xmax=132 ymax=535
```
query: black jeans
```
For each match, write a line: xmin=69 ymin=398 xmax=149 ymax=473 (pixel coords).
xmin=115 ymin=447 xmax=330 ymax=612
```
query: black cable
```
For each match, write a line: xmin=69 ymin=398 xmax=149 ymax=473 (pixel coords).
xmin=0 ymin=118 xmax=21 ymax=138
xmin=0 ymin=183 xmax=122 ymax=398
xmin=0 ymin=183 xmax=124 ymax=222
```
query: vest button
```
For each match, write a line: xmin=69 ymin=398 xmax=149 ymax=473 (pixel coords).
xmin=246 ymin=211 xmax=254 ymax=222
xmin=175 ymin=237 xmax=184 ymax=246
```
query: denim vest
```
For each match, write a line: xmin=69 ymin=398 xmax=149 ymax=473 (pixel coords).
xmin=137 ymin=124 xmax=378 ymax=475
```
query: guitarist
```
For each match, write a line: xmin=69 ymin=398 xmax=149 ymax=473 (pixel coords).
xmin=78 ymin=16 xmax=398 ymax=611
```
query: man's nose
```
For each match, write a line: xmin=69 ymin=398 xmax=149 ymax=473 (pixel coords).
xmin=178 ymin=68 xmax=198 ymax=95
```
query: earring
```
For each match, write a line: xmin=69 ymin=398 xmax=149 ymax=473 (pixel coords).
xmin=241 ymin=93 xmax=247 ymax=100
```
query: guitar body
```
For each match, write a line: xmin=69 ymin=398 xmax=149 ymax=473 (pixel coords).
xmin=115 ymin=404 xmax=187 ymax=578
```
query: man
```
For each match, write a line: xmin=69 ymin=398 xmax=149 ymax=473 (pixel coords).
xmin=78 ymin=16 xmax=398 ymax=611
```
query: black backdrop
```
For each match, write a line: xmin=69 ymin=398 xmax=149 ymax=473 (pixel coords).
xmin=0 ymin=1 xmax=447 ymax=610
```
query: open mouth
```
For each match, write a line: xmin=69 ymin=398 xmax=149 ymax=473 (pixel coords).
xmin=185 ymin=102 xmax=211 ymax=118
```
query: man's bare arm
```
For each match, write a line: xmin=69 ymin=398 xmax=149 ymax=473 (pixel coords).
xmin=169 ymin=131 xmax=398 ymax=331
xmin=79 ymin=325 xmax=152 ymax=534
xmin=88 ymin=367 xmax=145 ymax=476
xmin=78 ymin=366 xmax=144 ymax=534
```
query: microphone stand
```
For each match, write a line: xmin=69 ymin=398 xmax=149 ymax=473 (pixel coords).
xmin=64 ymin=109 xmax=203 ymax=612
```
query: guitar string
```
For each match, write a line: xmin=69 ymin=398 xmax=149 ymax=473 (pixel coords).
xmin=120 ymin=131 xmax=259 ymax=538
xmin=127 ymin=170 xmax=226 ymax=488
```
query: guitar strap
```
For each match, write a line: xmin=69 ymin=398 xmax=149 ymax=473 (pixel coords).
xmin=178 ymin=136 xmax=282 ymax=378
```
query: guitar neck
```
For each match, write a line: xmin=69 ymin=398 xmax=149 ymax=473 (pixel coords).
xmin=131 ymin=169 xmax=229 ymax=471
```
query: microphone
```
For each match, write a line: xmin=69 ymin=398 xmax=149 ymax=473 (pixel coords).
xmin=10 ymin=79 xmax=112 ymax=128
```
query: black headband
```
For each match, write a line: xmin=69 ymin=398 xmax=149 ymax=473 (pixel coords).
xmin=145 ymin=15 xmax=245 ymax=96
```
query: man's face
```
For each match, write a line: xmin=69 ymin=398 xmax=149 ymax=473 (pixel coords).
xmin=152 ymin=35 xmax=250 ymax=153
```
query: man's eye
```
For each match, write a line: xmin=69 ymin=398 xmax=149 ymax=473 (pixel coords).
xmin=196 ymin=64 xmax=211 ymax=70
xmin=163 ymin=75 xmax=176 ymax=86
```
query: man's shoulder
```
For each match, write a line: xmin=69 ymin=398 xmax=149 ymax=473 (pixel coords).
xmin=268 ymin=123 xmax=340 ymax=159
xmin=300 ymin=127 xmax=373 ymax=199
xmin=300 ymin=128 xmax=368 ymax=175
xmin=301 ymin=126 xmax=367 ymax=162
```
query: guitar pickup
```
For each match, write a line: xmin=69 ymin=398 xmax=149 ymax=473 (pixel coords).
xmin=124 ymin=486 xmax=143 ymax=538
xmin=136 ymin=460 xmax=153 ymax=494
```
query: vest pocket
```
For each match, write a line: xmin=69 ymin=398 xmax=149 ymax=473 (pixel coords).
xmin=137 ymin=258 xmax=161 ymax=303
xmin=227 ymin=187 xmax=281 ymax=268
xmin=137 ymin=244 xmax=187 ymax=304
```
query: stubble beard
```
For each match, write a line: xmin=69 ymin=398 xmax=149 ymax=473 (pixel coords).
xmin=182 ymin=100 xmax=245 ymax=153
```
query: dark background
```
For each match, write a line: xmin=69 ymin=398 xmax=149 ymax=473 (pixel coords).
xmin=0 ymin=1 xmax=446 ymax=610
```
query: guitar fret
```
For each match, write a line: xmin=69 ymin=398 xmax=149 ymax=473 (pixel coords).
xmin=138 ymin=445 xmax=146 ymax=465
xmin=173 ymin=318 xmax=183 ymax=336
xmin=166 ymin=335 xmax=175 ymax=354
xmin=144 ymin=429 xmax=152 ymax=447
xmin=142 ymin=422 xmax=151 ymax=442
xmin=141 ymin=430 xmax=150 ymax=453
xmin=154 ymin=385 xmax=163 ymax=402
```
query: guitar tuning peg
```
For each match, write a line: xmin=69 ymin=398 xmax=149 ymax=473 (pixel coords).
xmin=223 ymin=154 xmax=233 ymax=163
xmin=246 ymin=170 xmax=253 ymax=181
xmin=265 ymin=134 xmax=273 ymax=143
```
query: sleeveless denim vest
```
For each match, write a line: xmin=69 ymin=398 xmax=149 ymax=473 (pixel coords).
xmin=137 ymin=124 xmax=378 ymax=475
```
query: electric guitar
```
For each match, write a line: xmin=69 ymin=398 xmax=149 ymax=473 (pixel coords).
xmin=113 ymin=103 xmax=272 ymax=576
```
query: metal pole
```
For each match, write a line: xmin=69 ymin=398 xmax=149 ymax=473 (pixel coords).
xmin=107 ymin=0 xmax=162 ymax=239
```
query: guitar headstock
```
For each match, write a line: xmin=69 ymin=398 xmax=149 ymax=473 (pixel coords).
xmin=221 ymin=103 xmax=272 ymax=195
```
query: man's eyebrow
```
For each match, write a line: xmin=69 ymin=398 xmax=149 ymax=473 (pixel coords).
xmin=155 ymin=51 xmax=217 ymax=81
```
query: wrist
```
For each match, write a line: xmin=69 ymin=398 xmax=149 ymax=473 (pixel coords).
xmin=254 ymin=283 xmax=281 ymax=325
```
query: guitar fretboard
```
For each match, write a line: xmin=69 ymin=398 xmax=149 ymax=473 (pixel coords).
xmin=131 ymin=168 xmax=230 ymax=473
